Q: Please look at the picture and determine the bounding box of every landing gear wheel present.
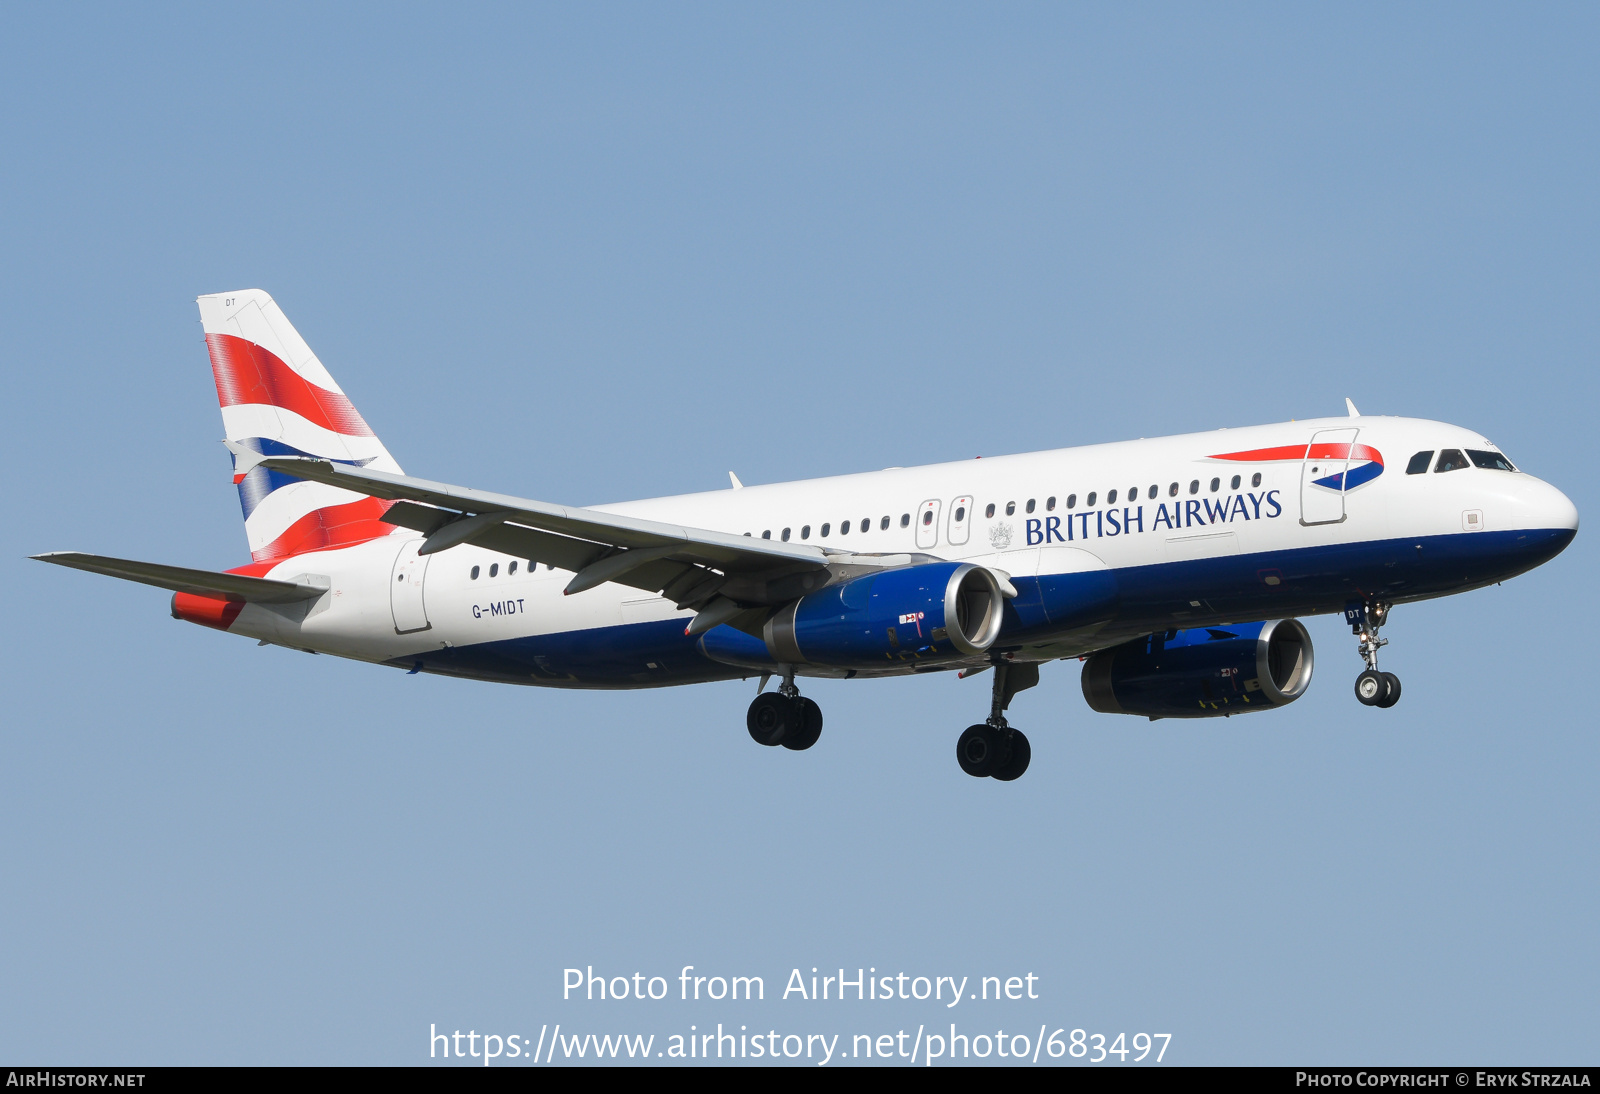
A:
[747,692,795,746]
[1355,669,1386,707]
[781,697,823,751]
[990,730,1031,781]
[956,723,1011,778]
[1376,672,1402,708]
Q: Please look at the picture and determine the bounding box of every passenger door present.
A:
[947,495,973,546]
[390,539,432,634]
[916,499,942,550]
[1301,428,1359,526]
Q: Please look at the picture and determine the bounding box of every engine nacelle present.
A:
[1081,618,1314,719]
[749,561,1004,668]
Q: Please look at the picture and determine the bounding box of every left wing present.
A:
[257,457,913,634]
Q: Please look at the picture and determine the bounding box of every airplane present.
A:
[34,290,1578,782]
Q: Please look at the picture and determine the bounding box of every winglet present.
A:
[1345,398,1360,418]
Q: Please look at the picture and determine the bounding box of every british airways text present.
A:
[1024,490,1283,545]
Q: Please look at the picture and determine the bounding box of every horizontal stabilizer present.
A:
[31,552,327,603]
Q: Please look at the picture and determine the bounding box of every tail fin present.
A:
[198,289,403,563]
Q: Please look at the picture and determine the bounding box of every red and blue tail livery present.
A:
[197,291,404,563]
[32,290,1578,783]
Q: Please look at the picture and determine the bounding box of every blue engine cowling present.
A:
[701,562,1005,670]
[1080,619,1314,719]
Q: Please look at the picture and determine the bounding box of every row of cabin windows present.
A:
[467,561,523,580]
[737,470,1269,543]
[464,468,1277,578]
[979,472,1263,518]
[745,513,913,542]
[1405,449,1517,475]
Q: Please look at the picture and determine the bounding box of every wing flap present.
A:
[32,552,326,603]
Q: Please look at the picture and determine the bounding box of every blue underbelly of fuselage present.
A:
[394,527,1574,689]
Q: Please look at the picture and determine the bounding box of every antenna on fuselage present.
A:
[1345,398,1361,418]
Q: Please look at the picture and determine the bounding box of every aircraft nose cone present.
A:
[1530,477,1580,533]
[1512,477,1579,567]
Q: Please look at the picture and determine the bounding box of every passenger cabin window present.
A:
[1025,499,1035,514]
[1189,480,1200,494]
[860,518,870,533]
[509,561,518,575]
[922,511,933,526]
[1005,501,1016,516]
[1107,489,1118,505]
[489,563,499,578]
[1046,496,1056,511]
[762,530,771,539]
[821,523,831,537]
[1168,482,1179,497]
[985,503,995,518]
[782,528,791,541]
[880,516,890,530]
[1251,472,1262,488]
[1468,449,1516,472]
[1148,485,1158,499]
[470,565,480,580]
[900,513,910,528]
[1209,478,1220,492]
[1128,486,1137,501]
[954,505,966,522]
[1406,451,1434,475]
[838,520,848,535]
[1086,492,1097,506]
[801,525,811,539]
[1066,494,1077,509]
[1434,449,1470,473]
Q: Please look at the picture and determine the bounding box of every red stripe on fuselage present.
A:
[204,333,375,437]
[1211,443,1383,465]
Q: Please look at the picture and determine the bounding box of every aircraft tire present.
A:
[1354,670,1387,707]
[747,692,794,746]
[1377,672,1402,708]
[781,697,823,751]
[990,730,1031,781]
[956,723,1010,778]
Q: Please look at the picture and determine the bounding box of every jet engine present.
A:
[700,561,1005,670]
[1080,618,1314,719]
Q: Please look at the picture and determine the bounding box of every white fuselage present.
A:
[217,415,1577,688]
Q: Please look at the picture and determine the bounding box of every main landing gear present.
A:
[1347,599,1402,709]
[956,662,1039,782]
[746,670,822,751]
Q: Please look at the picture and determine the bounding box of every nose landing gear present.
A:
[746,670,823,750]
[956,662,1037,781]
[1347,600,1401,708]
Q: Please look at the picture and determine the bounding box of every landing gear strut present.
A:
[746,669,822,751]
[956,662,1037,781]
[1347,600,1401,709]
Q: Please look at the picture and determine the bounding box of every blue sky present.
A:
[2,4,1595,1065]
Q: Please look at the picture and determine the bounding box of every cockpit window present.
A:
[1434,449,1470,473]
[1467,449,1517,472]
[1406,451,1433,475]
